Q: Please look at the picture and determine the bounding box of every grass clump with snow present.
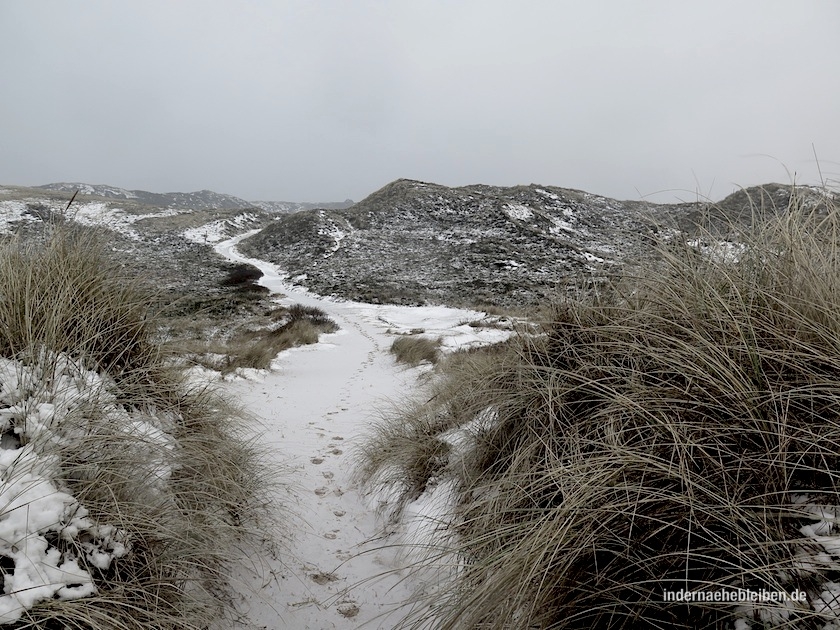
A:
[0,224,271,628]
[177,302,339,375]
[390,335,441,366]
[362,185,840,628]
[224,303,338,372]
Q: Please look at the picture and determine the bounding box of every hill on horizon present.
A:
[34,182,354,212]
[2,177,834,310]
[238,178,827,307]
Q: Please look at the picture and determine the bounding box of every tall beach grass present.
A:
[0,222,274,628]
[360,185,840,628]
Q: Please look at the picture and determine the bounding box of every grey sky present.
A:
[2,1,838,203]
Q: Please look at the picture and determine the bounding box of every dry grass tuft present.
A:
[218,304,338,373]
[0,222,276,628]
[390,335,441,366]
[362,185,840,628]
[0,224,164,397]
[168,302,339,374]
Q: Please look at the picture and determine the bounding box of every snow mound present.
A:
[0,353,151,622]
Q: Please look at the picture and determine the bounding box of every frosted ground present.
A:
[4,185,840,626]
[210,233,511,629]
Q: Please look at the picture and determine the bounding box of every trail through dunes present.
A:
[213,233,511,629]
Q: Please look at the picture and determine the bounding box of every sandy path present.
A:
[214,236,431,629]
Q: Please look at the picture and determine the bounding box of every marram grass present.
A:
[0,223,277,629]
[361,185,840,628]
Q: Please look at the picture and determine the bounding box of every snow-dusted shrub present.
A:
[365,186,840,628]
[390,335,441,366]
[196,302,339,373]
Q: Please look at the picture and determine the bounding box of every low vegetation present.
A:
[362,185,840,628]
[172,301,338,374]
[0,222,272,628]
[390,335,441,366]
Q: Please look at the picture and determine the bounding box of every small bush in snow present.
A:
[181,302,339,374]
[390,336,441,366]
[286,303,335,327]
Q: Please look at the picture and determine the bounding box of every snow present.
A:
[0,354,131,622]
[63,202,183,240]
[550,216,576,234]
[182,212,260,244]
[687,238,747,263]
[0,201,36,232]
[352,303,513,353]
[316,213,352,258]
[0,197,194,242]
[211,234,516,628]
[535,188,560,201]
[502,203,533,221]
[215,230,840,626]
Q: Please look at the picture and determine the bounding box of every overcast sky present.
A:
[2,1,838,203]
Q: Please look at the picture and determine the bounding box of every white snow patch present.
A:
[687,238,747,263]
[64,202,185,240]
[316,213,352,258]
[0,354,133,622]
[182,212,260,244]
[503,203,533,221]
[0,200,37,232]
[550,216,576,234]
[535,188,560,201]
[183,365,224,387]
[351,303,514,353]
[392,478,460,579]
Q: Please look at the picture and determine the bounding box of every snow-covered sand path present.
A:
[212,234,511,629]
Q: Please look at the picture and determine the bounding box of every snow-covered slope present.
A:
[0,184,350,307]
[36,183,353,214]
[37,182,255,211]
[240,179,821,307]
[3,179,833,311]
[250,199,355,214]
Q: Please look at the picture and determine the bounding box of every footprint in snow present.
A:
[337,602,360,619]
[309,571,338,585]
